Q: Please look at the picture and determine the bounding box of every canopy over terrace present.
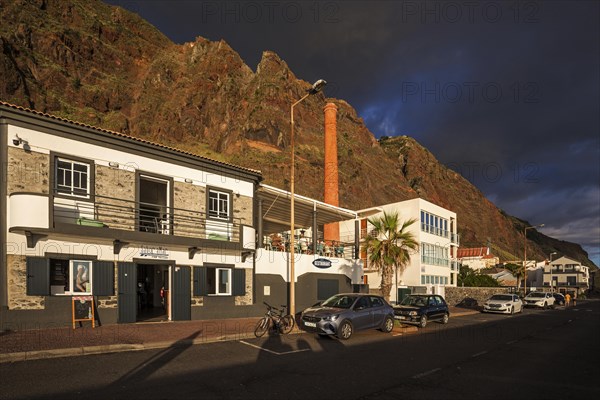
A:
[256,184,359,256]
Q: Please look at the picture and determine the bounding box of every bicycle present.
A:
[254,302,295,337]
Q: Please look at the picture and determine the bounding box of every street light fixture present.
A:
[549,251,558,291]
[289,79,327,317]
[523,223,544,295]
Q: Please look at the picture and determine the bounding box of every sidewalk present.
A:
[1,307,477,363]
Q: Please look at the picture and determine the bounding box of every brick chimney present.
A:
[323,102,339,242]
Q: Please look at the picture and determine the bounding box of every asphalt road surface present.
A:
[1,301,599,400]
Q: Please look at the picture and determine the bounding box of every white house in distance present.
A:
[340,198,459,303]
[457,247,499,271]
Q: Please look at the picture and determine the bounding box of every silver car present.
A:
[300,293,395,340]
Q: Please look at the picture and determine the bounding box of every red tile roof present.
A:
[457,247,489,258]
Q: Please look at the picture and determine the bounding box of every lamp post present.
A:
[523,224,544,295]
[289,79,327,317]
[549,251,557,293]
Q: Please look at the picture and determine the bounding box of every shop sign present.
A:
[312,258,332,269]
[140,245,169,259]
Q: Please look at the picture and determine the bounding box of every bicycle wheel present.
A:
[279,315,295,334]
[254,317,270,337]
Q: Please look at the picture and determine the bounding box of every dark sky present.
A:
[105,0,600,265]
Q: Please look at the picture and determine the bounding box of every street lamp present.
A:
[289,79,327,317]
[549,251,557,293]
[523,223,544,295]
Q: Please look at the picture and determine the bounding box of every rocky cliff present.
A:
[1,0,595,268]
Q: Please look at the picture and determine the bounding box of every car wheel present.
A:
[441,313,449,324]
[543,302,547,309]
[337,320,353,340]
[510,306,514,315]
[381,316,394,333]
[419,315,428,328]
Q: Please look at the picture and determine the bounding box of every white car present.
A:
[523,292,555,309]
[482,294,523,314]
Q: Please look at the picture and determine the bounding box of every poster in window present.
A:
[73,260,91,294]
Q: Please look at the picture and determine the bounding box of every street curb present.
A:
[1,325,420,363]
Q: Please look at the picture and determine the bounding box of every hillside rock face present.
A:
[1,0,595,268]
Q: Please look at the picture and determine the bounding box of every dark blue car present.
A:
[393,294,450,328]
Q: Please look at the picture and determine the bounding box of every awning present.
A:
[257,184,357,235]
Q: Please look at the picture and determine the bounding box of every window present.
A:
[50,259,92,295]
[207,267,231,295]
[208,189,230,220]
[566,276,576,286]
[27,258,114,296]
[56,157,90,197]
[370,296,384,307]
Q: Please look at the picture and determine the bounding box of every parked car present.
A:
[523,291,555,309]
[393,294,449,328]
[482,294,523,314]
[552,293,566,306]
[300,293,395,340]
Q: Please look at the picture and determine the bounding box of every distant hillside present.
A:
[1,0,595,268]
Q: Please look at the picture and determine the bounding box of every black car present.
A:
[394,294,450,328]
[552,293,566,306]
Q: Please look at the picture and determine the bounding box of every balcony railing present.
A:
[421,255,450,267]
[52,190,242,242]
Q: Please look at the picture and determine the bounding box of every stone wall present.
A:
[95,165,136,230]
[7,147,49,194]
[445,286,511,307]
[173,181,205,237]
[6,255,45,310]
[235,268,253,306]
[234,195,253,226]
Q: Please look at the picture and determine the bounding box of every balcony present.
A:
[9,191,252,250]
[451,232,460,245]
[421,255,450,267]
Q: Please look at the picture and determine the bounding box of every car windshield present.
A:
[490,295,513,301]
[321,295,356,309]
[527,293,545,298]
[400,296,427,307]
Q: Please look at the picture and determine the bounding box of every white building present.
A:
[340,198,459,303]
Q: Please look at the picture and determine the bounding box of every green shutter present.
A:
[233,268,246,296]
[193,267,208,296]
[26,257,49,296]
[93,261,115,296]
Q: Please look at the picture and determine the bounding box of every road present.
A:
[1,301,599,399]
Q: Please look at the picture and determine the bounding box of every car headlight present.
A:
[409,311,417,316]
[324,315,339,321]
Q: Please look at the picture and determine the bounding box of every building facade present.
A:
[340,198,459,302]
[543,256,590,296]
[1,102,261,329]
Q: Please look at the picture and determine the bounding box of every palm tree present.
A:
[363,211,419,302]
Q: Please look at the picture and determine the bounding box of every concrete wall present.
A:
[445,286,511,307]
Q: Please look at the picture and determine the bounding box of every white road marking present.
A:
[412,368,441,379]
[239,340,311,356]
[471,350,488,358]
[506,340,518,345]
[393,333,403,336]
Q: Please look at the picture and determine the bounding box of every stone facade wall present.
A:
[173,181,205,237]
[7,147,50,195]
[235,268,253,306]
[445,286,511,307]
[97,261,118,308]
[234,195,253,226]
[95,165,136,230]
[7,255,45,310]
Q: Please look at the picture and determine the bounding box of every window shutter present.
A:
[233,268,246,296]
[26,257,49,296]
[193,267,208,296]
[93,261,115,296]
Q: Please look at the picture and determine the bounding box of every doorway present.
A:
[136,264,169,321]
[138,175,170,234]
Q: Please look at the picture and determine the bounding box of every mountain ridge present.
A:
[1,0,595,268]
